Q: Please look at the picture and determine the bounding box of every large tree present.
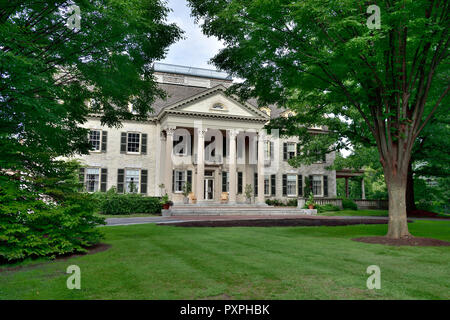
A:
[0,0,182,260]
[188,0,449,238]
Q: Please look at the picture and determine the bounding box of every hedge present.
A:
[93,191,162,215]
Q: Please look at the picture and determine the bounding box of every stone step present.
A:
[163,208,317,216]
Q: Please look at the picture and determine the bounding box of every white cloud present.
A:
[160,0,225,70]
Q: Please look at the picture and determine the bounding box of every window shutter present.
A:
[237,172,243,194]
[270,141,274,160]
[222,172,228,192]
[223,135,227,157]
[282,174,287,196]
[308,175,313,196]
[283,143,287,160]
[296,143,301,156]
[323,175,328,197]
[256,140,258,160]
[140,170,148,194]
[79,168,85,191]
[120,133,127,153]
[254,172,258,196]
[190,134,194,155]
[141,133,147,154]
[172,170,175,193]
[101,131,107,152]
[322,153,327,163]
[297,174,303,197]
[271,174,276,196]
[100,168,107,192]
[117,169,124,193]
[187,170,192,186]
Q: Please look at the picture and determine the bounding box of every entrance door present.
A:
[204,179,214,200]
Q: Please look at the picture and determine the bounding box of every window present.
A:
[222,171,229,192]
[86,168,100,192]
[89,130,101,151]
[264,141,271,159]
[287,175,297,196]
[212,103,224,110]
[127,133,140,153]
[312,175,323,196]
[125,169,140,193]
[174,170,186,192]
[237,172,243,194]
[287,143,296,159]
[264,175,270,195]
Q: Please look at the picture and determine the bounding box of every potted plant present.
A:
[244,184,253,204]
[182,182,191,204]
[306,193,315,209]
[160,194,172,210]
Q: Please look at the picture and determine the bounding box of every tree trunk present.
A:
[385,175,411,239]
[405,162,416,213]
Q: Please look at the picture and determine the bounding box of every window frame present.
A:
[126,132,141,154]
[174,170,187,193]
[88,130,102,152]
[287,142,296,160]
[312,175,324,197]
[264,175,270,196]
[125,168,141,193]
[85,167,100,192]
[286,174,297,197]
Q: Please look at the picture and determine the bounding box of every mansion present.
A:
[76,63,337,204]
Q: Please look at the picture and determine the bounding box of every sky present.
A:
[159,0,225,70]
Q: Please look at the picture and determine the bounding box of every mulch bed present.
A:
[0,243,111,273]
[408,210,449,218]
[160,218,396,228]
[352,236,450,247]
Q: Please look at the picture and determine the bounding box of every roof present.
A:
[153,62,232,81]
[151,83,285,119]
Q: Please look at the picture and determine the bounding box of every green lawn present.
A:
[1,220,449,300]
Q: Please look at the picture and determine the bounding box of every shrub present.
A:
[342,198,358,210]
[286,199,298,207]
[0,190,105,263]
[96,192,162,215]
[316,204,341,213]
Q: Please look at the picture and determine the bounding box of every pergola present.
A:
[336,169,365,199]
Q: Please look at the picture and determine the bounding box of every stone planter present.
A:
[183,197,189,204]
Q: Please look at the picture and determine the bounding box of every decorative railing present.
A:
[354,199,388,210]
[314,198,343,208]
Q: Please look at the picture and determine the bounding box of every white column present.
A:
[257,132,265,205]
[361,177,366,200]
[158,130,166,196]
[228,130,238,204]
[165,127,175,197]
[196,128,207,202]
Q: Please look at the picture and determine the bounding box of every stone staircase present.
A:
[163,204,317,216]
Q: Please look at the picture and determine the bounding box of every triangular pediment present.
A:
[162,86,269,120]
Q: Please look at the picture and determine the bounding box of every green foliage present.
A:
[265,199,297,207]
[0,1,181,262]
[305,194,315,207]
[0,161,105,262]
[315,204,341,213]
[93,190,162,215]
[182,183,192,197]
[244,184,253,200]
[341,198,358,211]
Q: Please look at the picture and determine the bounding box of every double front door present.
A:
[204,178,214,200]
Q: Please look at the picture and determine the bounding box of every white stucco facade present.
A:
[75,63,337,204]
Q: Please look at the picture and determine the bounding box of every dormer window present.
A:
[212,103,224,110]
